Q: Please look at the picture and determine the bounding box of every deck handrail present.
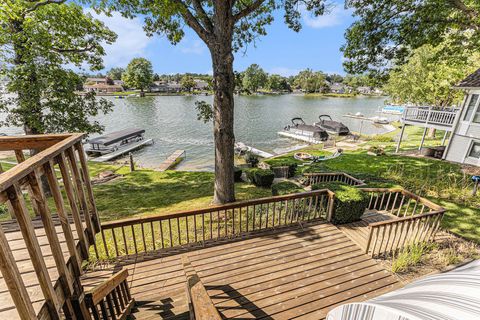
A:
[302,172,366,187]
[85,269,135,320]
[359,188,445,257]
[0,133,101,319]
[96,189,335,260]
[402,106,460,126]
[182,256,222,320]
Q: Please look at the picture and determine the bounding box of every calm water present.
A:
[1,94,394,170]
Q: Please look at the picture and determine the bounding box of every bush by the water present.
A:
[234,167,243,182]
[272,181,304,196]
[312,182,369,225]
[247,168,275,187]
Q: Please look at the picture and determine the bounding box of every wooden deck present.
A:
[338,211,394,252]
[156,150,186,171]
[82,221,402,319]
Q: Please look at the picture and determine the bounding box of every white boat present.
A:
[234,142,274,158]
[370,116,389,124]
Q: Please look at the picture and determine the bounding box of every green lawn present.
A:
[89,164,271,222]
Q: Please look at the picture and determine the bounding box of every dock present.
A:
[157,149,186,171]
[277,131,323,144]
[90,138,154,162]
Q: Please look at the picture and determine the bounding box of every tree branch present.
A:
[51,44,96,53]
[234,0,266,21]
[26,0,65,12]
[191,0,214,33]
[172,0,212,44]
[449,0,478,20]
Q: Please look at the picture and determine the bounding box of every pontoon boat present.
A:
[85,128,147,156]
[282,118,329,142]
[314,115,350,135]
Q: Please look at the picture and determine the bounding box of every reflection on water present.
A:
[0,94,394,171]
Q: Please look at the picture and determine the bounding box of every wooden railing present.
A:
[96,189,335,260]
[0,134,100,319]
[85,269,135,320]
[402,106,459,126]
[303,172,366,187]
[361,188,445,257]
[182,256,221,320]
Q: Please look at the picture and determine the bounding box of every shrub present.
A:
[272,181,304,196]
[234,167,243,182]
[243,152,259,167]
[312,182,369,224]
[368,146,386,156]
[247,168,275,187]
[265,158,299,177]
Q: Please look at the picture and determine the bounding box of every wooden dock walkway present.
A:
[156,150,186,171]
[90,138,154,162]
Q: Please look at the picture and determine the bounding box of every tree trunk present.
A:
[210,43,236,204]
[428,128,436,138]
[140,88,145,97]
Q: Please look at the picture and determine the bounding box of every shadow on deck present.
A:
[82,221,402,320]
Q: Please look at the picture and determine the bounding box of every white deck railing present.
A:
[402,107,460,127]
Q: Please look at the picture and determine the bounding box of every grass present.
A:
[88,163,271,222]
[391,243,430,273]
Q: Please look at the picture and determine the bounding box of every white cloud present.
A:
[86,10,153,69]
[302,4,352,29]
[268,67,301,77]
[179,39,207,55]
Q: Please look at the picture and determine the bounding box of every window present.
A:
[464,94,479,121]
[474,108,480,123]
[468,142,480,159]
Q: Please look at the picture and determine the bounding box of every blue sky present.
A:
[90,4,355,76]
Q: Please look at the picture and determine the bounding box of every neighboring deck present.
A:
[82,221,402,320]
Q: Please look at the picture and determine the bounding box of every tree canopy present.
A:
[107,67,125,80]
[180,75,196,92]
[122,57,154,93]
[242,64,268,93]
[0,1,116,135]
[384,44,480,107]
[294,69,327,93]
[343,0,480,76]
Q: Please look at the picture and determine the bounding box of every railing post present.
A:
[327,191,335,222]
[365,227,374,254]
[75,142,101,233]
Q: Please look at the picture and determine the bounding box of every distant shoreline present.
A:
[84,91,386,98]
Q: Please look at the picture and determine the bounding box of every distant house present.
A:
[329,83,347,94]
[151,81,182,93]
[194,79,209,91]
[113,80,124,87]
[84,77,122,93]
[356,86,372,94]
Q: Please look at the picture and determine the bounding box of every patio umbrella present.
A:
[326,260,480,320]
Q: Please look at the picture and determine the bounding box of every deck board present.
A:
[82,220,402,320]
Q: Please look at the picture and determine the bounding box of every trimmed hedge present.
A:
[272,181,304,196]
[312,182,369,225]
[246,168,275,187]
[234,167,243,182]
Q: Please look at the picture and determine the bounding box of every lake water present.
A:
[1,94,394,171]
